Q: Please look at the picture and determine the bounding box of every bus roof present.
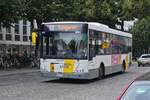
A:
[42,21,132,38]
[88,22,132,38]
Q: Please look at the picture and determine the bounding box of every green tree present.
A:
[0,0,22,26]
[83,0,96,21]
[133,0,150,19]
[119,0,150,31]
[22,0,129,29]
[22,0,54,27]
[118,0,135,30]
[1,0,149,30]
[131,17,150,56]
[97,0,119,28]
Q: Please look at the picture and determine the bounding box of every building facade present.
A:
[0,20,33,56]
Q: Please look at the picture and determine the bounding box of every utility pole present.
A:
[32,19,38,57]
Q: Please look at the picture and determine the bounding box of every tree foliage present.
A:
[23,0,87,27]
[0,0,22,26]
[133,0,150,19]
[22,0,121,28]
[0,0,149,30]
[131,17,150,56]
[97,0,119,28]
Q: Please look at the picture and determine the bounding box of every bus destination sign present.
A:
[46,24,81,32]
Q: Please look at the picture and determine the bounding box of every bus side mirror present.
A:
[32,32,37,45]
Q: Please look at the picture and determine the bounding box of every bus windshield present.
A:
[42,31,88,59]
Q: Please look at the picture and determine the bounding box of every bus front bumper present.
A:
[41,69,99,79]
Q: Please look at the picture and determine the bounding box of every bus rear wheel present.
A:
[121,61,126,73]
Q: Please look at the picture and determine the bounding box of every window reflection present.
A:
[89,29,132,55]
[42,32,87,59]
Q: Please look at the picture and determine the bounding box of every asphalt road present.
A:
[0,63,150,100]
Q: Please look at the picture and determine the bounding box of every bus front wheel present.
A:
[97,64,105,80]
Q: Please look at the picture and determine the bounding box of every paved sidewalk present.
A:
[0,68,40,76]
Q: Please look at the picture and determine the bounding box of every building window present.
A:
[6,26,11,33]
[23,20,27,25]
[29,36,31,41]
[15,24,19,34]
[6,34,12,40]
[15,35,20,41]
[23,36,28,41]
[23,20,27,35]
[23,25,27,34]
[0,34,3,40]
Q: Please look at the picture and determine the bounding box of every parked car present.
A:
[137,54,150,67]
[117,72,150,100]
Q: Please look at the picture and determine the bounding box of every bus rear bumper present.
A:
[41,69,99,79]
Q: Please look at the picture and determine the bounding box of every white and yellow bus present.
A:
[38,22,132,79]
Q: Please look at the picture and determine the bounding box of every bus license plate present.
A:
[63,64,69,68]
[57,73,63,77]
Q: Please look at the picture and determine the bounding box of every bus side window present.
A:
[89,44,95,60]
[94,31,100,55]
[89,30,95,60]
